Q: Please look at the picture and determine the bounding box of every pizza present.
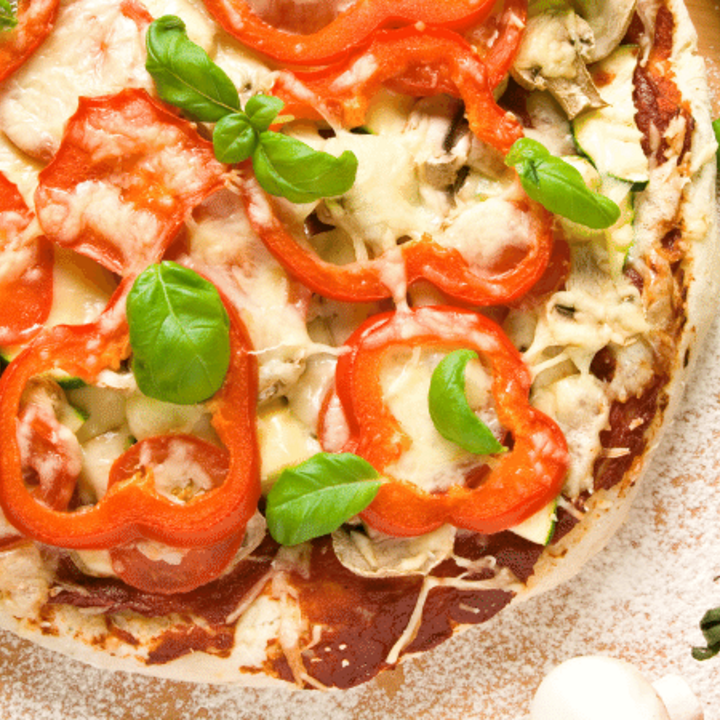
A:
[0,0,716,693]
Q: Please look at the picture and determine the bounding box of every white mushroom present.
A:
[575,0,637,63]
[530,656,704,720]
[332,523,455,578]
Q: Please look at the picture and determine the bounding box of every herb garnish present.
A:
[692,606,720,661]
[713,118,720,170]
[266,453,382,546]
[0,0,17,29]
[127,262,231,405]
[505,138,621,229]
[146,16,358,203]
[428,349,506,455]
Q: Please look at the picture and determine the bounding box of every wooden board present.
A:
[0,4,718,720]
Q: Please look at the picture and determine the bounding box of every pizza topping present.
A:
[0,0,17,28]
[265,452,381,546]
[0,281,261,551]
[201,0,498,66]
[145,17,359,202]
[321,306,568,536]
[34,88,226,276]
[0,0,60,85]
[0,172,53,346]
[0,0,152,161]
[127,262,231,405]
[505,138,621,229]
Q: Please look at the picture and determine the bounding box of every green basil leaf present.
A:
[252,131,358,203]
[506,139,621,229]
[692,606,720,661]
[428,349,506,455]
[0,0,17,29]
[213,113,258,164]
[146,15,239,122]
[127,262,230,405]
[713,118,720,169]
[245,95,284,133]
[504,137,550,166]
[266,453,382,546]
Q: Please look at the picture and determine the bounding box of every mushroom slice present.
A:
[512,9,607,118]
[332,523,456,578]
[574,0,637,63]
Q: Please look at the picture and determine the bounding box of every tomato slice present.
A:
[0,0,60,83]
[35,89,226,276]
[0,173,53,345]
[203,0,497,66]
[107,435,244,594]
[18,401,81,511]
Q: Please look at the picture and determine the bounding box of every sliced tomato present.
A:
[107,435,244,594]
[18,401,81,511]
[203,0,497,66]
[35,89,226,276]
[0,0,60,83]
[0,173,53,345]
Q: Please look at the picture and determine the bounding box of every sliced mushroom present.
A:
[332,523,456,578]
[512,9,606,118]
[574,0,637,63]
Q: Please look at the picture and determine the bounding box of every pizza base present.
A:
[0,0,716,692]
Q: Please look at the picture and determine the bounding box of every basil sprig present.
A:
[266,453,382,546]
[692,606,720,661]
[0,0,17,29]
[428,349,506,456]
[713,118,720,170]
[145,16,357,203]
[127,262,231,405]
[505,138,621,230]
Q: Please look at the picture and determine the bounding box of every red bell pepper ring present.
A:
[34,89,226,277]
[202,0,498,66]
[107,435,245,594]
[0,279,261,550]
[235,167,553,305]
[318,306,569,536]
[273,26,523,155]
[0,173,54,346]
[0,0,60,83]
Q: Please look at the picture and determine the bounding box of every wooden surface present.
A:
[0,3,719,720]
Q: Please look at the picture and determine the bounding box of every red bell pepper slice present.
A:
[107,435,245,594]
[273,26,522,154]
[318,306,568,536]
[0,0,60,83]
[0,172,53,346]
[0,279,261,550]
[34,89,226,277]
[202,0,497,66]
[235,167,553,305]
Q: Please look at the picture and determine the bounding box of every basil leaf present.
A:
[692,606,720,661]
[0,0,17,29]
[245,95,284,133]
[127,262,231,405]
[428,349,506,455]
[266,453,382,546]
[252,131,358,203]
[214,113,258,164]
[506,139,621,229]
[713,118,720,169]
[146,16,239,122]
[504,137,550,165]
